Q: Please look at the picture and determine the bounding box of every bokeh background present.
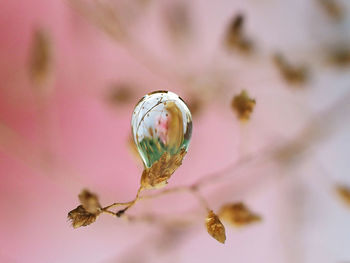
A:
[1,0,350,262]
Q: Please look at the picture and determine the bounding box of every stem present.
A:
[102,200,135,211]
[117,186,143,216]
[139,185,210,212]
[101,209,116,216]
[101,186,144,217]
[140,185,190,200]
[189,187,210,212]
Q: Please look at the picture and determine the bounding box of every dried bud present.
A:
[107,83,134,105]
[68,205,99,228]
[273,54,308,84]
[231,14,244,36]
[231,90,256,121]
[68,189,101,228]
[205,210,226,244]
[336,185,350,207]
[219,202,261,227]
[78,189,101,214]
[329,48,350,67]
[29,29,52,87]
[141,148,187,189]
[225,14,253,54]
[318,0,344,21]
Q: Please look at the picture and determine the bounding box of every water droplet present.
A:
[131,91,192,168]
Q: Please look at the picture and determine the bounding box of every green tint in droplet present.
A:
[131,91,192,168]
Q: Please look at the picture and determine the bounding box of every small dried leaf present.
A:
[230,14,244,36]
[68,189,102,228]
[224,14,253,54]
[231,90,256,121]
[68,205,99,228]
[273,54,308,84]
[336,185,350,206]
[329,48,350,67]
[29,29,52,86]
[107,83,134,105]
[141,148,187,189]
[78,189,101,214]
[205,210,226,244]
[318,0,344,21]
[219,202,261,227]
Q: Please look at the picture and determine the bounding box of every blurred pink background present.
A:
[1,0,350,262]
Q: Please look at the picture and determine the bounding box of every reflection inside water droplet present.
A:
[131,91,192,168]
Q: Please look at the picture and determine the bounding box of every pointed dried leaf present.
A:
[224,14,253,53]
[107,83,134,105]
[141,148,187,189]
[273,54,307,84]
[205,210,226,244]
[68,205,99,228]
[336,185,350,206]
[68,189,102,228]
[78,189,101,214]
[29,29,52,86]
[219,202,261,227]
[231,90,256,121]
[318,0,344,21]
[329,48,350,67]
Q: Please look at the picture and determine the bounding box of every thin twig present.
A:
[101,186,143,216]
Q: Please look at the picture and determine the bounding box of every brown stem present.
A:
[189,187,210,212]
[102,186,144,217]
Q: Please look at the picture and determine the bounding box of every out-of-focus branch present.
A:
[67,0,189,90]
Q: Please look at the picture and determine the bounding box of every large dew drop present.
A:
[131,91,192,168]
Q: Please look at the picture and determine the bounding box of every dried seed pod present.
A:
[329,48,350,66]
[29,29,52,88]
[68,205,99,228]
[205,210,226,244]
[78,189,101,214]
[273,54,308,84]
[231,90,256,121]
[68,189,101,228]
[336,185,350,207]
[224,14,253,54]
[317,0,344,21]
[140,148,187,189]
[131,91,192,188]
[107,83,134,105]
[219,202,261,227]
